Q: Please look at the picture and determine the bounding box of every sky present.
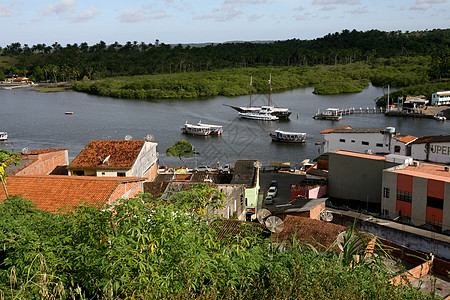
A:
[0,0,448,47]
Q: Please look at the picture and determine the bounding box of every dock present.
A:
[313,107,385,120]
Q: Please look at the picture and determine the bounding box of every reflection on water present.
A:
[1,85,448,166]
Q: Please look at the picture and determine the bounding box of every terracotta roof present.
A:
[334,150,386,161]
[0,175,145,212]
[411,135,450,144]
[393,163,450,183]
[68,140,145,170]
[273,215,346,251]
[396,135,417,144]
[320,126,352,134]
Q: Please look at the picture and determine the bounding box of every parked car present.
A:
[270,180,278,188]
[218,164,231,173]
[195,165,212,172]
[265,195,274,205]
[267,186,277,197]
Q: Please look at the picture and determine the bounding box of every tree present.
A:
[166,140,194,167]
[0,149,20,198]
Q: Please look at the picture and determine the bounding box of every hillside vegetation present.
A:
[1,29,449,100]
[0,194,437,299]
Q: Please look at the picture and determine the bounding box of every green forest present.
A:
[1,29,449,102]
[0,193,438,299]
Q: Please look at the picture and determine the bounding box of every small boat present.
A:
[433,114,446,121]
[65,112,74,115]
[197,121,223,135]
[181,122,211,136]
[0,132,7,141]
[239,111,279,121]
[269,130,306,143]
[313,108,342,120]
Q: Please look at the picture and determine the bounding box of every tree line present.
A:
[1,29,448,83]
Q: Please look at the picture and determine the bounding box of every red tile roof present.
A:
[396,135,417,144]
[68,140,145,170]
[0,175,145,212]
[273,215,346,251]
[320,126,352,134]
[335,150,386,161]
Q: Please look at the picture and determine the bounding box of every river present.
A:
[1,85,448,167]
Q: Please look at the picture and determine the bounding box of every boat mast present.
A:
[268,73,272,106]
[249,75,253,107]
[387,84,390,112]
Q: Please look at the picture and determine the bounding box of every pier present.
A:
[313,107,385,120]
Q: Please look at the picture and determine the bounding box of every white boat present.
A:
[0,132,7,141]
[434,114,446,121]
[181,122,211,136]
[239,111,279,121]
[269,130,306,143]
[313,108,342,120]
[197,121,223,135]
[225,75,291,119]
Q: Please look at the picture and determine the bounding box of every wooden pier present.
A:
[313,107,385,120]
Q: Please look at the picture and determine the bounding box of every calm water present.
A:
[1,85,449,167]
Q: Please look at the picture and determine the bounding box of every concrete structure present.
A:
[0,175,146,212]
[411,135,450,164]
[68,140,158,179]
[7,148,68,176]
[382,161,450,232]
[231,160,260,221]
[431,91,450,106]
[328,150,410,212]
[321,126,417,156]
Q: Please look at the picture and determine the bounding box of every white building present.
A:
[321,126,417,156]
[411,135,450,164]
[431,91,450,106]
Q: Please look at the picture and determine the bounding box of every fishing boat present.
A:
[197,121,223,135]
[0,132,7,141]
[269,130,306,143]
[239,111,279,121]
[225,75,292,119]
[313,108,342,120]
[433,113,446,121]
[181,122,211,136]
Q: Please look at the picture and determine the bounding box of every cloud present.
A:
[321,6,336,10]
[150,10,169,20]
[224,0,267,4]
[349,6,369,14]
[295,14,309,20]
[71,7,99,22]
[313,0,359,4]
[0,1,18,18]
[119,9,148,23]
[43,0,76,15]
[248,14,262,21]
[194,4,242,22]
[410,0,446,10]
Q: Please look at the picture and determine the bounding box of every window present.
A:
[73,170,84,176]
[397,190,412,203]
[394,145,401,153]
[376,143,383,147]
[427,196,443,209]
[339,139,346,143]
[101,172,105,175]
[362,141,369,145]
[383,187,390,198]
[117,172,126,177]
[351,140,355,143]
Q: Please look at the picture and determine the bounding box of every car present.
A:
[270,180,278,188]
[218,164,231,173]
[195,165,212,172]
[267,186,277,197]
[265,195,274,205]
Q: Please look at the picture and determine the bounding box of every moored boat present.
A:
[269,130,306,143]
[197,121,223,135]
[433,114,446,121]
[239,111,279,121]
[0,132,7,141]
[313,108,342,120]
[181,122,211,136]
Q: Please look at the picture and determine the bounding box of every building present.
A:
[0,175,146,212]
[68,140,158,179]
[328,150,412,212]
[230,160,260,221]
[321,126,417,156]
[410,135,450,164]
[382,161,450,232]
[431,91,450,106]
[7,148,68,176]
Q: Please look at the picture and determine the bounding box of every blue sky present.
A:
[0,0,448,46]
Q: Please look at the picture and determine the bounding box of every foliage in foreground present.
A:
[0,195,437,299]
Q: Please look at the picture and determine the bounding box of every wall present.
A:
[132,142,158,177]
[411,142,450,164]
[15,150,68,176]
[96,169,132,177]
[209,184,246,220]
[109,180,144,205]
[324,132,391,154]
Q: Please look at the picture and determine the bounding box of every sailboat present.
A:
[225,75,292,119]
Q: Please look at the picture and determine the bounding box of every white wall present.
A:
[411,142,450,164]
[324,132,391,154]
[132,142,158,177]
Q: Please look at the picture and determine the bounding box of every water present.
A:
[1,85,448,167]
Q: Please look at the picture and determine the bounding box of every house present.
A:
[7,148,69,176]
[67,140,158,179]
[382,161,450,232]
[431,91,450,106]
[328,150,412,212]
[231,160,260,221]
[0,175,146,212]
[410,135,450,164]
[321,126,417,156]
